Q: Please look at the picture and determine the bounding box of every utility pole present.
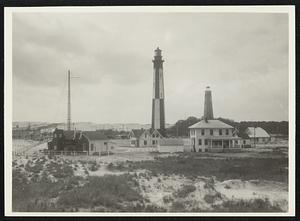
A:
[253,126,256,148]
[67,70,71,131]
[67,70,80,131]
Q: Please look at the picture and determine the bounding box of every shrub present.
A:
[88,162,100,172]
[107,163,114,170]
[100,151,114,156]
[46,161,73,179]
[204,193,221,204]
[144,204,167,212]
[163,195,173,204]
[92,152,100,156]
[57,174,143,211]
[213,198,284,212]
[174,184,196,198]
[122,153,288,183]
[25,162,43,174]
[171,201,186,212]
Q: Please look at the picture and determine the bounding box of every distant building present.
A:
[269,133,288,143]
[47,129,113,155]
[129,128,163,147]
[47,129,82,152]
[12,128,27,139]
[157,138,185,153]
[189,87,241,152]
[245,127,271,145]
[81,131,114,155]
[12,127,42,140]
[236,130,251,148]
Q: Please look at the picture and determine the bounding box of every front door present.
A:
[223,140,229,148]
[192,138,196,152]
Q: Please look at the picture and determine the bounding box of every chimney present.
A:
[203,86,214,120]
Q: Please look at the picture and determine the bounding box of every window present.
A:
[90,143,94,151]
[152,134,155,138]
[144,140,147,145]
[210,129,213,135]
[243,140,246,144]
[205,139,208,145]
[152,140,155,145]
[219,129,222,135]
[198,139,202,145]
[201,129,205,135]
[226,129,229,135]
[191,130,194,136]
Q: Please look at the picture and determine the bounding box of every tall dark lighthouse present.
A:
[151,47,165,135]
[203,86,214,120]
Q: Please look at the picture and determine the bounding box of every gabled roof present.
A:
[131,129,146,138]
[63,130,76,140]
[188,119,234,129]
[246,127,270,138]
[82,131,108,140]
[131,128,163,139]
[149,128,163,137]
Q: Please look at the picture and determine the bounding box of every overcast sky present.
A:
[12,11,289,124]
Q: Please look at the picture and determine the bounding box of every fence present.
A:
[125,147,158,153]
[42,150,89,156]
[157,145,184,153]
[13,150,91,157]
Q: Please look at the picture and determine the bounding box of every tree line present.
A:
[166,116,288,137]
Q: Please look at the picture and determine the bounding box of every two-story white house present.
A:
[189,119,241,152]
[189,86,243,152]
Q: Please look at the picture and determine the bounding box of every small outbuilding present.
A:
[245,127,270,145]
[129,128,163,147]
[81,131,114,155]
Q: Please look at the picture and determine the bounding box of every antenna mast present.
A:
[67,70,71,131]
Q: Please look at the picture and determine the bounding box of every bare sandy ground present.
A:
[12,139,288,212]
[135,172,288,211]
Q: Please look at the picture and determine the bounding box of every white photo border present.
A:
[4,5,296,217]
